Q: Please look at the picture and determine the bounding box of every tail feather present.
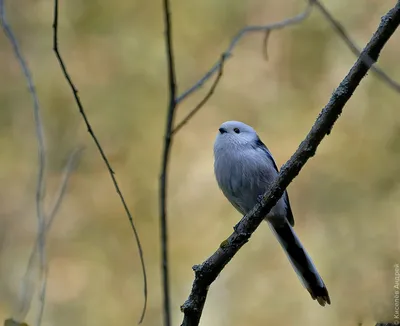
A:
[267,220,331,306]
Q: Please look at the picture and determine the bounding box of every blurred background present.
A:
[0,0,399,325]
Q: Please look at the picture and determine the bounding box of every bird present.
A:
[213,120,330,306]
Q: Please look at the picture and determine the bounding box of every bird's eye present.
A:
[233,128,240,134]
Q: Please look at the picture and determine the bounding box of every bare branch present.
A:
[15,148,83,324]
[175,2,313,105]
[0,1,47,325]
[35,266,47,326]
[314,0,400,93]
[262,30,272,61]
[172,55,225,135]
[47,147,84,227]
[160,0,177,324]
[52,1,148,323]
[180,2,400,325]
[35,147,83,326]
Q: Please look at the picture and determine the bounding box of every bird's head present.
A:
[214,121,259,154]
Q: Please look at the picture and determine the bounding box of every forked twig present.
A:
[0,1,46,325]
[35,148,83,326]
[16,148,83,324]
[172,55,225,135]
[176,2,313,105]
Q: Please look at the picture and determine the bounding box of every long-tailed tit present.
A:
[213,120,330,306]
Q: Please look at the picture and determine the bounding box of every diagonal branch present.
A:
[313,0,400,93]
[180,2,400,325]
[52,0,147,323]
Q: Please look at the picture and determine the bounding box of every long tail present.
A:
[267,220,331,306]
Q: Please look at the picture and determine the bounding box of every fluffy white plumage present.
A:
[213,120,330,306]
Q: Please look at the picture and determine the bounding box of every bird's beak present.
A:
[219,128,227,134]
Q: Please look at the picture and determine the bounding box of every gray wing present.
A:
[253,137,295,226]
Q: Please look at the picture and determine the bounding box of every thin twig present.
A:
[47,147,84,227]
[16,148,83,323]
[0,2,47,325]
[52,0,147,323]
[175,2,313,105]
[35,265,47,326]
[314,0,400,93]
[172,54,225,135]
[180,2,400,325]
[160,0,177,324]
[262,30,272,61]
[36,147,83,326]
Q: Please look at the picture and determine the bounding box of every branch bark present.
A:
[52,0,148,323]
[180,2,400,325]
[160,0,178,325]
